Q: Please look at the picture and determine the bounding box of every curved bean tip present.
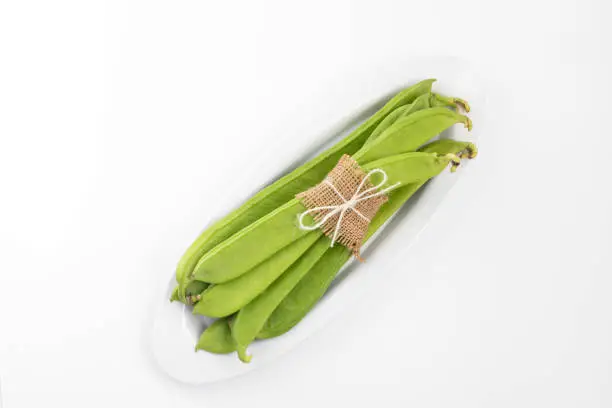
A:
[459,144,478,160]
[237,346,252,363]
[467,144,478,159]
[443,153,461,172]
[463,116,473,131]
[455,98,471,113]
[443,153,461,163]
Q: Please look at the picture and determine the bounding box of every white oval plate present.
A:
[149,57,484,384]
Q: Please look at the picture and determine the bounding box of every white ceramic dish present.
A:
[149,57,483,384]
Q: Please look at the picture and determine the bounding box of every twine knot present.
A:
[298,168,400,248]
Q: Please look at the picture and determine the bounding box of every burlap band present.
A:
[296,154,389,260]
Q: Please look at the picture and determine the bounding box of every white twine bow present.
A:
[298,168,401,247]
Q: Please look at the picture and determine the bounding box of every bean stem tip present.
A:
[443,153,462,172]
[464,116,473,131]
[237,346,252,363]
[455,98,471,113]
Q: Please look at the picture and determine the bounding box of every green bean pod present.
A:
[170,283,209,303]
[174,79,438,301]
[195,317,236,354]
[418,138,478,158]
[433,94,471,113]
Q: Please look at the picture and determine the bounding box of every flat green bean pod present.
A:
[195,317,236,354]
[418,138,478,158]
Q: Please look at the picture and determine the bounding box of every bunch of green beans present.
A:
[170,79,476,363]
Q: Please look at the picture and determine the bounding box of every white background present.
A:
[1,0,611,407]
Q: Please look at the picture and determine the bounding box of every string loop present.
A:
[298,168,400,247]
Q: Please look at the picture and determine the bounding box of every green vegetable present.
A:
[184,281,209,305]
[433,94,470,113]
[182,80,478,365]
[195,318,236,354]
[174,79,439,301]
[170,286,179,302]
[418,138,478,158]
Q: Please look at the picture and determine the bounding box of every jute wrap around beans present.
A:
[297,154,391,260]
